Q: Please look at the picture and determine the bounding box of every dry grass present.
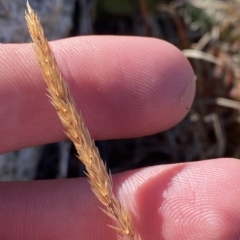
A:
[179,0,240,160]
[141,0,240,162]
[25,2,140,240]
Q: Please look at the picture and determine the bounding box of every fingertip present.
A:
[55,36,196,138]
[137,39,196,133]
[161,158,240,239]
[0,36,196,152]
[116,159,240,239]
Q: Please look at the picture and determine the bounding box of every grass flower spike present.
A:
[25,1,140,240]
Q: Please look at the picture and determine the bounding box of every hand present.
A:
[0,36,239,240]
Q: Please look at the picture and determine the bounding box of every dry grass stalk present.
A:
[25,2,140,240]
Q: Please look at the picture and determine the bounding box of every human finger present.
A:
[0,36,195,152]
[0,158,239,239]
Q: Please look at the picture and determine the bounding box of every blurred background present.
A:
[1,0,240,181]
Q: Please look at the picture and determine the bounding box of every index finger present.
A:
[0,36,195,153]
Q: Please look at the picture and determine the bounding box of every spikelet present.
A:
[25,1,140,240]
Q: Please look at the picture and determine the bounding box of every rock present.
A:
[0,0,76,43]
[0,147,43,181]
[0,0,75,181]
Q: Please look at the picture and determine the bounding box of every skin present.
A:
[0,36,239,240]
